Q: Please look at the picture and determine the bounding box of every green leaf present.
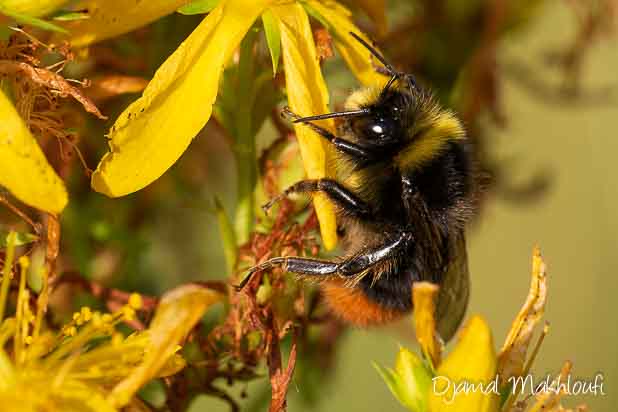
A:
[52,11,90,21]
[0,229,38,247]
[374,347,432,412]
[176,0,220,15]
[394,347,431,412]
[261,9,281,76]
[374,363,405,404]
[0,7,68,33]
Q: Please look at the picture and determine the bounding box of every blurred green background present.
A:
[180,2,617,411]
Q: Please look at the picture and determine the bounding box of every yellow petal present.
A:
[271,3,338,250]
[0,0,68,17]
[305,0,388,86]
[413,281,441,368]
[0,89,67,214]
[429,316,500,412]
[107,284,223,407]
[498,247,547,381]
[91,0,274,197]
[0,378,117,412]
[58,0,192,47]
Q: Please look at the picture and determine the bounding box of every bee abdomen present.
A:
[322,280,407,326]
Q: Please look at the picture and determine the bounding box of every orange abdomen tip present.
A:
[322,281,406,326]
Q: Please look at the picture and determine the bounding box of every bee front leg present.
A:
[282,107,374,162]
[401,175,419,223]
[263,178,372,220]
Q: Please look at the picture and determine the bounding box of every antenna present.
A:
[348,32,419,93]
[291,109,371,123]
[349,32,397,76]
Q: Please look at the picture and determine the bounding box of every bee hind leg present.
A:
[236,231,412,290]
[235,257,339,290]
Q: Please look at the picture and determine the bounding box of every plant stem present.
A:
[233,29,258,245]
[0,231,16,322]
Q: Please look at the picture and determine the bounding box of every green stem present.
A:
[215,197,237,276]
[233,29,258,245]
[0,231,17,322]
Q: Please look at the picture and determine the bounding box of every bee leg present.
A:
[236,231,412,290]
[401,175,421,222]
[262,178,372,219]
[282,107,374,161]
[236,257,339,290]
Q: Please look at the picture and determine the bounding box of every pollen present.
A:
[81,307,93,321]
[18,255,30,270]
[122,306,136,321]
[63,326,77,337]
[128,293,143,310]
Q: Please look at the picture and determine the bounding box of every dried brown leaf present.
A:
[498,247,547,382]
[88,75,149,102]
[0,60,107,119]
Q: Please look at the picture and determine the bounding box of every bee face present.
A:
[241,33,475,342]
[348,110,403,144]
[342,86,429,153]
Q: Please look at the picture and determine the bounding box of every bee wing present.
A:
[435,231,470,342]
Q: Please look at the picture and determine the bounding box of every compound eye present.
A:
[352,115,398,141]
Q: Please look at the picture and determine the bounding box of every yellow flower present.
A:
[376,248,582,412]
[0,0,67,18]
[0,232,223,411]
[57,0,194,47]
[0,89,68,214]
[74,0,387,249]
[428,316,500,412]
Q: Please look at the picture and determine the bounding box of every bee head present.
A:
[289,33,427,147]
[347,88,409,144]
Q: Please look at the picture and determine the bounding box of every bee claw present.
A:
[281,106,300,121]
[261,202,272,215]
[262,196,282,216]
[235,273,253,292]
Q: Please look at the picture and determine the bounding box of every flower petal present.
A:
[305,0,388,86]
[271,3,338,249]
[0,89,67,214]
[91,0,274,197]
[497,247,547,381]
[413,281,441,368]
[58,0,192,47]
[107,284,223,407]
[429,316,500,412]
[0,0,68,18]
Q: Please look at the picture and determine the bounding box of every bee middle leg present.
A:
[237,231,412,290]
[263,178,372,219]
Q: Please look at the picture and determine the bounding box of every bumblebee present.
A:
[240,33,475,341]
